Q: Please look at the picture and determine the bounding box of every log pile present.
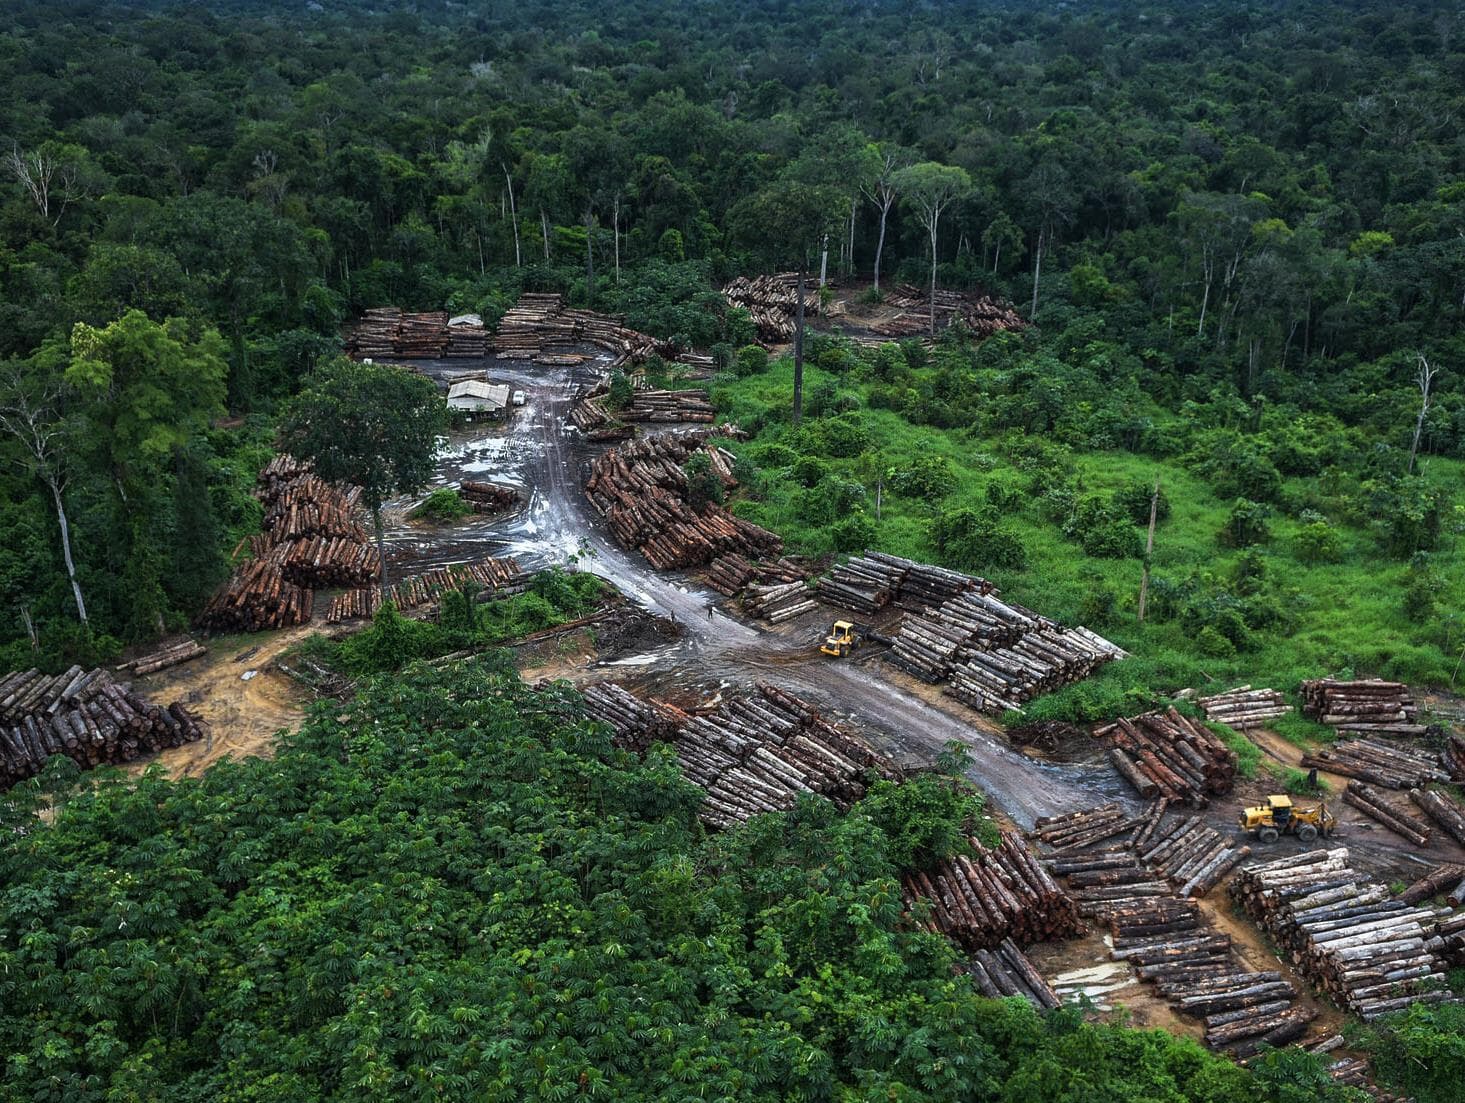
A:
[346,306,403,358]
[1301,678,1423,736]
[903,830,1083,950]
[1409,787,1465,846]
[817,553,908,615]
[0,666,206,789]
[117,637,206,676]
[325,556,524,623]
[1036,800,1245,901]
[704,554,759,596]
[962,938,1062,1010]
[568,391,632,441]
[585,429,782,570]
[1343,782,1431,846]
[580,682,682,754]
[744,581,820,623]
[200,457,378,631]
[1138,814,1252,898]
[459,480,520,515]
[721,274,822,344]
[198,557,314,631]
[345,308,492,360]
[581,680,900,828]
[620,388,715,423]
[1108,897,1311,1054]
[1230,847,1458,1020]
[1300,738,1447,789]
[870,285,1026,340]
[1091,708,1239,805]
[493,293,668,369]
[1197,686,1292,728]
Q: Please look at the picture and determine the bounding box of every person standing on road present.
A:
[706,600,715,619]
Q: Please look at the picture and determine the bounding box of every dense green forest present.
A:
[0,656,1377,1101]
[2,0,1463,682]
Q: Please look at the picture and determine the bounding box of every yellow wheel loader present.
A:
[1239,794,1336,844]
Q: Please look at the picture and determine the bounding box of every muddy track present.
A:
[382,355,1122,827]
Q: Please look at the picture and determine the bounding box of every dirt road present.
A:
[381,354,1123,827]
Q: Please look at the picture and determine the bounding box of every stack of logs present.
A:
[1343,782,1431,846]
[199,456,382,632]
[117,637,207,676]
[1300,738,1447,789]
[585,429,783,570]
[620,389,715,423]
[817,551,987,616]
[1410,787,1465,846]
[581,680,901,828]
[744,581,820,623]
[870,285,1026,341]
[1036,799,1247,901]
[704,553,760,596]
[345,308,492,360]
[1092,708,1239,806]
[1301,678,1423,736]
[902,830,1083,950]
[1109,898,1311,1054]
[721,274,823,344]
[960,938,1061,1010]
[944,626,1126,715]
[326,556,524,623]
[569,388,632,441]
[459,480,520,514]
[1035,800,1305,1052]
[1230,848,1458,1020]
[1197,686,1292,728]
[0,665,206,789]
[494,293,669,370]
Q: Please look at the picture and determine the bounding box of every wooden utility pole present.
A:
[1137,478,1160,623]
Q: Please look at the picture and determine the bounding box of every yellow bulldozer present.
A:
[820,620,863,658]
[1238,794,1336,843]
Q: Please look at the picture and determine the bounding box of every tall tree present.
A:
[0,366,88,625]
[280,359,446,598]
[894,163,974,335]
[861,144,909,292]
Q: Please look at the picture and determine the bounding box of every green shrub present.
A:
[791,455,830,488]
[1114,479,1171,526]
[1295,520,1342,564]
[1352,1001,1465,1103]
[607,371,634,410]
[819,413,869,458]
[1197,625,1238,658]
[890,454,956,498]
[930,508,1027,571]
[1220,499,1271,548]
[710,342,735,372]
[684,452,725,509]
[734,344,770,376]
[831,514,876,553]
[857,773,987,871]
[412,487,473,523]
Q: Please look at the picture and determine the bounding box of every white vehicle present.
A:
[511,390,527,407]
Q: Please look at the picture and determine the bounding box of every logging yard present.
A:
[11,288,1465,1095]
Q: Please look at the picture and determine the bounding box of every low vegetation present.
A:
[714,335,1463,721]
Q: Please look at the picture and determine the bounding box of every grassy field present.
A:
[712,354,1465,723]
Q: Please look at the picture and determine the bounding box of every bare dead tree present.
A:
[1408,354,1440,475]
[0,368,88,625]
[4,143,80,227]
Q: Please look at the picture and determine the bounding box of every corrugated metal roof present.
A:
[447,380,510,410]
